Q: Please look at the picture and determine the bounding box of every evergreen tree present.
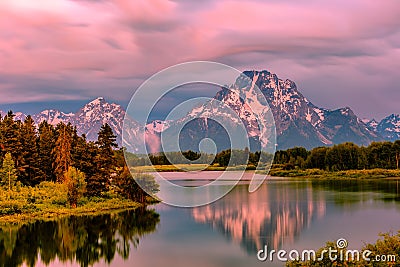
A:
[71,132,97,178]
[87,124,118,196]
[53,123,73,183]
[1,111,24,172]
[0,152,18,190]
[96,123,118,170]
[19,116,43,186]
[38,121,56,182]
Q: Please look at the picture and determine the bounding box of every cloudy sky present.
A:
[0,0,399,120]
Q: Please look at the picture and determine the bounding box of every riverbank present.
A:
[268,168,400,179]
[0,181,144,225]
[132,164,400,179]
[0,198,141,225]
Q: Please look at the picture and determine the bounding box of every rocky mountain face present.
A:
[246,71,386,149]
[171,70,383,150]
[372,114,400,142]
[30,97,126,144]
[0,70,398,152]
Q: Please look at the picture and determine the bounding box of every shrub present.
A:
[64,167,87,208]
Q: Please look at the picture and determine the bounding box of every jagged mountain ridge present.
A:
[174,70,383,150]
[244,71,384,149]
[0,70,398,151]
[369,114,400,142]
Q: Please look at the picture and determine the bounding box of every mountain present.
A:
[243,71,384,149]
[33,110,74,126]
[170,70,382,150]
[72,97,125,143]
[31,97,127,144]
[0,70,397,152]
[375,114,400,141]
[160,81,273,152]
[364,118,379,131]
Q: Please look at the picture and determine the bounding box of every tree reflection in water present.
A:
[0,207,159,267]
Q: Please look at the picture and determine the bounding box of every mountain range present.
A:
[0,70,399,152]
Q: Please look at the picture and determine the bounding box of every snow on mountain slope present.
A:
[33,109,74,125]
[363,118,379,131]
[376,114,400,141]
[226,71,380,149]
[72,97,125,143]
[0,70,397,152]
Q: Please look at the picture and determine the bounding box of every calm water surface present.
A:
[2,173,400,267]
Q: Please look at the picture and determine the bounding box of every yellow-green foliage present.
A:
[0,180,141,224]
[0,153,18,188]
[363,232,400,266]
[286,232,400,267]
[0,167,159,224]
[0,181,68,216]
[64,167,86,208]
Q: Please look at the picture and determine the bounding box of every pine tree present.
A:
[2,111,24,172]
[19,116,43,186]
[38,121,56,182]
[96,123,118,169]
[71,132,97,178]
[87,124,117,196]
[0,152,18,191]
[53,123,73,183]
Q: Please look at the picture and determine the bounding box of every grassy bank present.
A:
[131,163,400,179]
[0,181,142,225]
[268,167,400,179]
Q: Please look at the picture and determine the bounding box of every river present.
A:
[2,173,400,267]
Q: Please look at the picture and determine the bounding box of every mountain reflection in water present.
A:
[192,181,326,253]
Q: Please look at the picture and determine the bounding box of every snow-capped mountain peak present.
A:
[73,97,125,141]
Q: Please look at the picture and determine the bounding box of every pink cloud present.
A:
[0,0,398,119]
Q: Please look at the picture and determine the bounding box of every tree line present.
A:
[274,141,400,171]
[129,148,274,168]
[130,141,400,172]
[0,111,157,206]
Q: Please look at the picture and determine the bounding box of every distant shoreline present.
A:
[131,165,400,180]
